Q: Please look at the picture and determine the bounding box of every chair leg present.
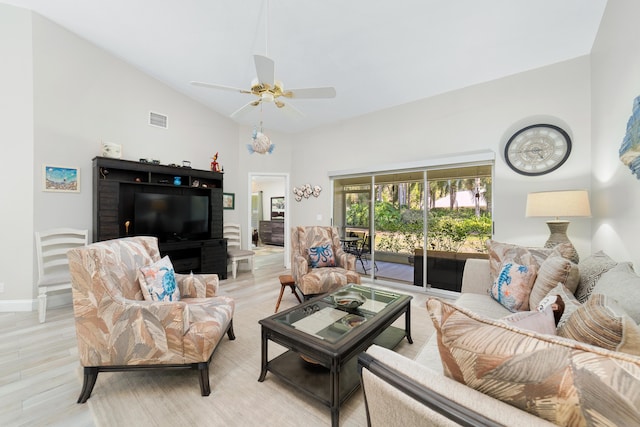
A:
[197,362,211,396]
[77,367,99,403]
[249,257,254,273]
[226,319,236,340]
[275,284,286,313]
[359,255,367,272]
[38,289,47,323]
[231,260,238,279]
[291,285,302,303]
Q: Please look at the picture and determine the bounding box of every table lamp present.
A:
[525,190,591,262]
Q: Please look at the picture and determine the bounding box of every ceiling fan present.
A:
[191,54,336,118]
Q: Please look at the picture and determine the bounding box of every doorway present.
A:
[248,173,290,269]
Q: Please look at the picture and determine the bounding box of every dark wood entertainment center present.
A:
[92,157,227,279]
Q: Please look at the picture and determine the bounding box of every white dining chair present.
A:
[35,228,88,322]
[223,223,255,279]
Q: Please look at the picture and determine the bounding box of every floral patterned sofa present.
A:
[290,226,360,298]
[67,236,235,403]
[359,241,640,426]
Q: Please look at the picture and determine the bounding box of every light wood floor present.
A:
[0,248,431,426]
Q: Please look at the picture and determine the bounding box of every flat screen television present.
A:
[134,193,210,242]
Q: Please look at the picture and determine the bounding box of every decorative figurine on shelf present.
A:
[211,152,222,172]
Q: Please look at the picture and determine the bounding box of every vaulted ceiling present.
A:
[3,0,607,133]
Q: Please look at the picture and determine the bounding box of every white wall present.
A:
[1,9,240,306]
[0,4,34,303]
[286,57,593,258]
[591,0,640,268]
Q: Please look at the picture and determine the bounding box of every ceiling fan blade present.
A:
[230,100,261,118]
[254,55,275,87]
[279,101,304,118]
[190,81,252,94]
[284,87,336,99]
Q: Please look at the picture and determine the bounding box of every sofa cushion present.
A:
[490,261,537,311]
[139,255,180,302]
[455,292,512,319]
[558,294,640,356]
[427,297,640,426]
[486,239,573,284]
[529,254,580,309]
[501,305,557,335]
[308,244,336,268]
[592,262,640,323]
[575,250,617,303]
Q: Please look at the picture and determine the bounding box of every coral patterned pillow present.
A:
[490,261,537,312]
[308,244,336,268]
[139,256,180,302]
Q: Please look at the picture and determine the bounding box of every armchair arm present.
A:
[75,297,190,366]
[292,254,309,283]
[175,272,219,298]
[334,246,356,270]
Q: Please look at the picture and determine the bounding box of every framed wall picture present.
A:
[271,196,285,220]
[223,193,235,210]
[43,165,80,193]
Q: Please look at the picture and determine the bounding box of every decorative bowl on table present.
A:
[341,314,366,328]
[332,291,366,309]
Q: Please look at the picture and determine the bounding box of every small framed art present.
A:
[43,165,80,193]
[223,193,235,210]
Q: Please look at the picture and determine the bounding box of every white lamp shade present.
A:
[525,190,591,218]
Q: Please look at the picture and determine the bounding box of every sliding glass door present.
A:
[332,160,492,293]
[372,171,425,283]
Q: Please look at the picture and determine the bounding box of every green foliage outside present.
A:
[346,202,492,254]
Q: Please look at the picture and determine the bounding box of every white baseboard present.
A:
[0,292,72,313]
[0,299,33,312]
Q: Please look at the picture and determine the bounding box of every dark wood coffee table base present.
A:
[258,291,412,427]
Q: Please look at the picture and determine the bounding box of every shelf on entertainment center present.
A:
[92,157,227,278]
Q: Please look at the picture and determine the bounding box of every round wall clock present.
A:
[504,124,572,176]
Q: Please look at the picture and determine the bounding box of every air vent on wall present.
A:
[149,111,168,129]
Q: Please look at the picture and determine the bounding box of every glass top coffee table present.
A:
[258,284,413,427]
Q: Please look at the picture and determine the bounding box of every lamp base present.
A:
[544,220,579,263]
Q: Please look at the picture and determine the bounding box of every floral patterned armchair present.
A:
[291,226,360,298]
[67,236,235,403]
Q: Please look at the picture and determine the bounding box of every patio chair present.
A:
[353,235,378,273]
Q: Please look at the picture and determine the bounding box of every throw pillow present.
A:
[528,254,579,309]
[574,250,618,303]
[536,294,565,326]
[490,261,537,312]
[501,305,556,335]
[486,239,574,284]
[139,256,180,302]
[427,297,640,426]
[558,294,640,356]
[541,282,582,328]
[591,262,640,323]
[308,244,336,268]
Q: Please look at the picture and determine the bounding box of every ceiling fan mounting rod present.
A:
[264,0,270,57]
